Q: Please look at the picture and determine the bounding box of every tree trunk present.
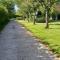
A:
[33,15,36,24]
[56,14,58,20]
[45,9,49,28]
[27,14,29,22]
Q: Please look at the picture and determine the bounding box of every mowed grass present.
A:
[17,20,60,55]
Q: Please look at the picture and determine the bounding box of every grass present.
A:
[17,20,60,56]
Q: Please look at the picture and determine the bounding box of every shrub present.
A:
[36,16,45,23]
[0,6,9,31]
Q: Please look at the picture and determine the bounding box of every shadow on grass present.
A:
[49,24,60,25]
[49,28,60,29]
[49,23,60,29]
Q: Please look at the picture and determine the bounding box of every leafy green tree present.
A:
[16,0,40,24]
[31,0,40,24]
[0,0,15,18]
[14,0,59,28]
[37,0,58,28]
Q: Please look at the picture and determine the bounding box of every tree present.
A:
[37,0,58,28]
[15,0,40,24]
[32,0,38,24]
[26,0,40,24]
[14,0,58,28]
[0,0,15,19]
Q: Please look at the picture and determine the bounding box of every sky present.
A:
[14,5,19,12]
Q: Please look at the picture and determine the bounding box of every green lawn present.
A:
[17,20,60,56]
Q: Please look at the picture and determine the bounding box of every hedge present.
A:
[0,6,9,31]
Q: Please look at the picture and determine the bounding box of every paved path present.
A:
[0,21,55,60]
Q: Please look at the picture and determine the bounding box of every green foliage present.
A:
[36,17,45,23]
[15,0,59,24]
[0,0,15,18]
[0,0,15,31]
[0,6,9,31]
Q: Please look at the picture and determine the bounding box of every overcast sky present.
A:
[14,5,19,12]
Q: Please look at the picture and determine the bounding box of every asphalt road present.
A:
[0,21,55,60]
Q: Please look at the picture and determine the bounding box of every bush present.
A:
[36,16,56,23]
[36,17,45,23]
[0,6,9,31]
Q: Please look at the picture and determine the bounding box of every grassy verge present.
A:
[17,20,60,56]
